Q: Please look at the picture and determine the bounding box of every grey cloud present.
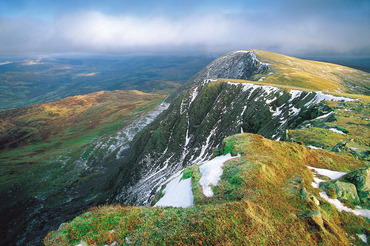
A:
[0,9,369,56]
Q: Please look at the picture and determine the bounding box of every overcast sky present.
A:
[0,0,369,57]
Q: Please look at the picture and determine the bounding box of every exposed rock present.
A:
[300,187,320,207]
[340,167,370,205]
[331,142,347,152]
[296,110,336,129]
[167,50,268,102]
[320,180,360,205]
[303,211,325,231]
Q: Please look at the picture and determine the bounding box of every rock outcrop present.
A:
[320,180,360,205]
[341,167,370,205]
[320,167,370,207]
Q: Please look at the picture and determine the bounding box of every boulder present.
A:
[320,180,360,205]
[331,142,346,152]
[340,167,370,205]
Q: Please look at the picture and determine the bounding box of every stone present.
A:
[331,142,346,152]
[300,187,320,207]
[320,180,360,205]
[304,211,324,231]
[340,167,370,205]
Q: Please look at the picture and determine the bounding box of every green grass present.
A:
[288,99,369,162]
[0,90,165,193]
[45,133,369,246]
[252,49,370,96]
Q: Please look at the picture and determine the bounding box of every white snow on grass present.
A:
[189,87,199,106]
[199,154,239,197]
[329,128,346,135]
[357,234,367,243]
[308,166,370,219]
[311,177,326,188]
[315,112,334,120]
[154,173,194,208]
[319,192,370,219]
[307,166,347,180]
[304,91,356,107]
[288,90,303,102]
[307,145,323,149]
[289,107,300,116]
[272,106,283,117]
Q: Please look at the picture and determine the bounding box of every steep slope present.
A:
[0,90,166,245]
[45,133,369,246]
[112,51,365,206]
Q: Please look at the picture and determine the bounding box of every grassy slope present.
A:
[44,133,369,245]
[288,99,369,159]
[44,52,369,246]
[0,90,165,192]
[252,49,370,95]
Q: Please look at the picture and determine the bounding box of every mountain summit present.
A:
[111,50,368,206]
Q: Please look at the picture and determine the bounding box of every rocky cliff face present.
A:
[112,51,353,206]
[167,50,268,101]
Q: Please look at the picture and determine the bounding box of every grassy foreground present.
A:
[45,133,369,245]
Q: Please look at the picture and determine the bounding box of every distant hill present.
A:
[0,55,213,110]
[0,90,166,245]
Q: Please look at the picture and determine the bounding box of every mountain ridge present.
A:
[1,49,369,245]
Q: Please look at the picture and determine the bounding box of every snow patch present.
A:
[233,50,251,54]
[357,234,367,243]
[307,166,347,180]
[315,112,334,120]
[319,192,370,219]
[308,166,370,219]
[199,154,239,197]
[307,145,323,149]
[272,106,283,117]
[311,177,326,188]
[288,90,303,103]
[289,107,300,116]
[266,97,276,104]
[329,128,346,135]
[189,87,199,106]
[154,172,194,208]
[197,127,217,161]
[304,91,356,107]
